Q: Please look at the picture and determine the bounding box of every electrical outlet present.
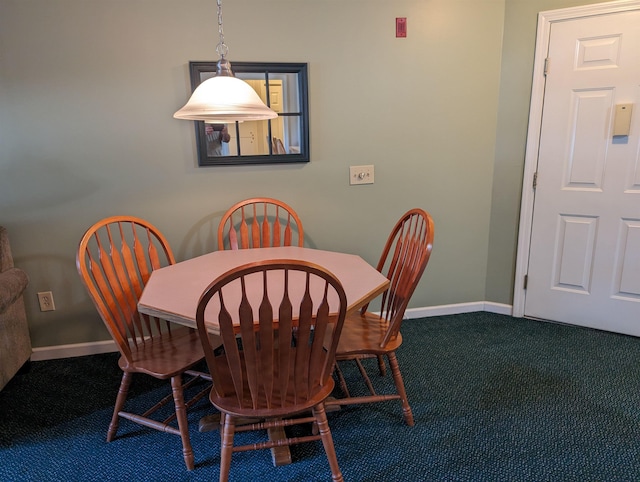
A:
[349,165,375,185]
[37,291,56,312]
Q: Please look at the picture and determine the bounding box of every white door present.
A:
[227,80,285,156]
[522,5,640,336]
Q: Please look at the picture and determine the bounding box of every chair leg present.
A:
[219,415,236,482]
[107,371,132,442]
[354,359,376,396]
[377,355,386,376]
[313,403,344,482]
[312,403,344,482]
[387,352,414,426]
[334,363,350,397]
[171,375,195,471]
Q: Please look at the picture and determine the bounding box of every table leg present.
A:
[268,425,292,466]
[198,413,221,432]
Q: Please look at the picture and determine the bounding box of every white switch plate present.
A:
[349,165,375,185]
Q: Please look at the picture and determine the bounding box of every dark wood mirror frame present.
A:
[188,61,310,167]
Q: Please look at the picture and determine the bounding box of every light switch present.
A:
[349,165,374,185]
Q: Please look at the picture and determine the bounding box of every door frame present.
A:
[512,0,640,318]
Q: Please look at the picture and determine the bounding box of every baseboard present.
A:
[404,301,513,319]
[31,340,118,362]
[30,302,514,361]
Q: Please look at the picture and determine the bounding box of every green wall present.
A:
[1,0,619,349]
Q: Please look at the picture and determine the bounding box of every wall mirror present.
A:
[188,61,309,167]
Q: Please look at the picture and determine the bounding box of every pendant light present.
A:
[173,0,277,123]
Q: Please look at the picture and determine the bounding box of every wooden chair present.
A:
[217,197,304,250]
[76,215,211,470]
[196,259,347,482]
[328,209,434,426]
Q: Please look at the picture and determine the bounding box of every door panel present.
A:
[615,219,640,299]
[566,89,611,187]
[553,215,597,293]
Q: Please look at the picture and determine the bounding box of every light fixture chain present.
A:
[216,0,229,58]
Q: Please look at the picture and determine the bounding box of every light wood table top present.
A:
[138,246,389,335]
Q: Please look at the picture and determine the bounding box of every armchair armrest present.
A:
[0,268,29,314]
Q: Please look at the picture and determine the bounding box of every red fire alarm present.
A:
[396,17,407,38]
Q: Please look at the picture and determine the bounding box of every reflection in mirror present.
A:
[204,124,231,156]
[187,62,309,166]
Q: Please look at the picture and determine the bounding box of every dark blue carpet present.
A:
[2,312,640,481]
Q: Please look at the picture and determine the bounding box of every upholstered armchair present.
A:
[0,226,31,391]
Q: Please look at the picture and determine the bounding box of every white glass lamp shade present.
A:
[173,75,278,123]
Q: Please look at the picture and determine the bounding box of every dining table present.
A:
[137,245,390,466]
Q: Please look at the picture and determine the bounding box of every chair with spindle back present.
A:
[327,209,434,426]
[217,197,304,250]
[196,259,347,482]
[76,215,211,470]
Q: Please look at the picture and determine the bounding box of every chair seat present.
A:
[335,311,403,357]
[119,326,205,378]
[210,352,335,419]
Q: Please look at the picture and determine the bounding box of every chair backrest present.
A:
[373,209,434,346]
[217,198,304,250]
[196,259,347,413]
[76,216,176,363]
